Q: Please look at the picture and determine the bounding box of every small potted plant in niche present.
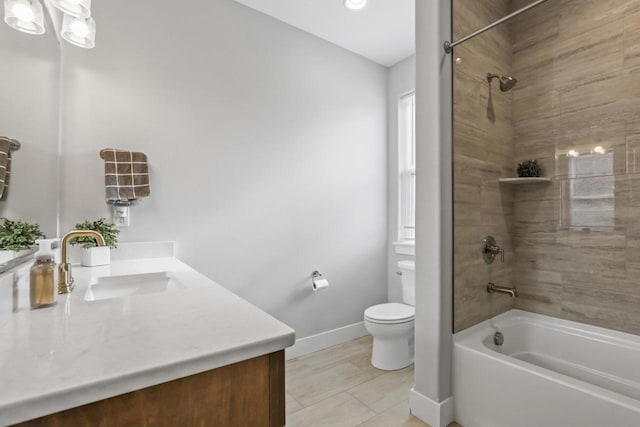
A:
[70,218,119,267]
[0,218,45,262]
[517,160,542,178]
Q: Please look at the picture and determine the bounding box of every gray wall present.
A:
[59,0,388,339]
[0,19,59,238]
[411,0,453,425]
[387,55,415,302]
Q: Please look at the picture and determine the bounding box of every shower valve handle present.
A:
[483,236,504,264]
[487,245,504,262]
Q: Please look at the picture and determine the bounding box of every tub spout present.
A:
[487,282,518,298]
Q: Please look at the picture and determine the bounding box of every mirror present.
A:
[0,5,59,238]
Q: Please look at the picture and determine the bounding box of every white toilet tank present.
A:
[398,260,415,306]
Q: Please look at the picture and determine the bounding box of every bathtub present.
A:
[453,310,640,427]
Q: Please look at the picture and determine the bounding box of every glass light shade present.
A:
[61,14,95,48]
[344,0,367,10]
[49,0,90,18]
[3,0,45,35]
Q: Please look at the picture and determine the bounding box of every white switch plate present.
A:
[112,206,130,228]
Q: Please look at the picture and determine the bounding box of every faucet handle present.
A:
[482,235,504,264]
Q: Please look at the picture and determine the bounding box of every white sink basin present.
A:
[84,272,185,302]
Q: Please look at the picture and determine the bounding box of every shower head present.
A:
[487,73,517,92]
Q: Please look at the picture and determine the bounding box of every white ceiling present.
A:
[233,0,415,67]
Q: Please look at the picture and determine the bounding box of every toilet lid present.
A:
[365,303,415,323]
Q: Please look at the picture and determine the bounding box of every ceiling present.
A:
[233,0,415,67]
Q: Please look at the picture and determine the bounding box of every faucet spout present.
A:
[487,282,518,298]
[58,230,106,294]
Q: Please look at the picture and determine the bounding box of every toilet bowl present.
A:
[364,260,415,370]
[364,303,415,370]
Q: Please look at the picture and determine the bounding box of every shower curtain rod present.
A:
[443,0,550,54]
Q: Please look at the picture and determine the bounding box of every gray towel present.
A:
[99,148,150,204]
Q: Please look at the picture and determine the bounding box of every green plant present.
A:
[70,218,120,249]
[0,218,45,251]
[517,160,542,178]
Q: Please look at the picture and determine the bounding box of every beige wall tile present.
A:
[509,0,559,53]
[457,0,640,336]
[455,0,640,335]
[624,10,640,70]
[453,0,516,333]
[558,0,628,41]
[561,286,640,335]
[553,21,625,90]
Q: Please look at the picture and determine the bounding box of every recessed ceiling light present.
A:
[344,0,367,11]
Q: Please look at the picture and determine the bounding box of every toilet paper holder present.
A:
[311,270,329,291]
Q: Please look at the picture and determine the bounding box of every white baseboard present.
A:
[409,388,454,427]
[285,321,368,360]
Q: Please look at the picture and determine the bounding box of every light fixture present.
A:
[49,0,90,18]
[593,146,606,155]
[567,150,579,158]
[61,13,95,48]
[344,0,367,11]
[3,0,45,35]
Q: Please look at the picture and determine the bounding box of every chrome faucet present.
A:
[487,282,518,298]
[58,230,106,294]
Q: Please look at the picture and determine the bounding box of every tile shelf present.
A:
[498,177,551,184]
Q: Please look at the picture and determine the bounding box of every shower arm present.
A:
[444,0,550,54]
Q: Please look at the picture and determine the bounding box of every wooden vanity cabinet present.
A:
[15,351,285,427]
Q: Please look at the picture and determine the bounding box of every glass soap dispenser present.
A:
[30,238,59,309]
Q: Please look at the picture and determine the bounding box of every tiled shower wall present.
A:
[510,0,640,335]
[454,0,640,334]
[453,0,515,332]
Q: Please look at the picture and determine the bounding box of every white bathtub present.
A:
[453,309,640,427]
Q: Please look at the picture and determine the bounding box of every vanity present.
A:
[0,247,295,426]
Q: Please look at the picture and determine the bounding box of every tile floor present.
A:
[285,336,462,427]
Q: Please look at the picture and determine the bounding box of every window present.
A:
[398,92,416,242]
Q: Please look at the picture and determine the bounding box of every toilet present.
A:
[364,260,415,370]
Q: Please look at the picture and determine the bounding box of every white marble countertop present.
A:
[0,256,295,425]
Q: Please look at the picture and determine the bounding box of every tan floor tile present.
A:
[286,392,303,415]
[286,392,377,427]
[357,401,428,427]
[286,336,385,407]
[284,337,463,427]
[348,366,415,413]
[287,360,383,407]
[287,336,375,377]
